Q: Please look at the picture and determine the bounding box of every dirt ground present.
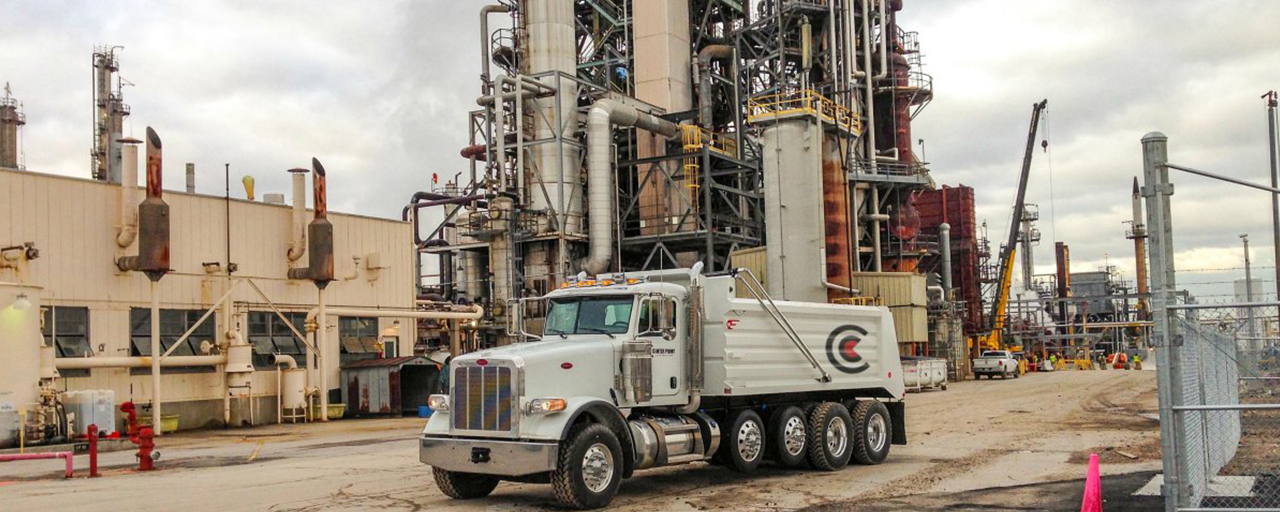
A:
[0,368,1160,511]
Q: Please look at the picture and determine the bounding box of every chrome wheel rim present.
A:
[867,413,887,453]
[581,443,614,493]
[783,416,806,456]
[826,416,848,457]
[737,419,763,462]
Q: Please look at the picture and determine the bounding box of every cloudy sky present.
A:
[3,0,1280,301]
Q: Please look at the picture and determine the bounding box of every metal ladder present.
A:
[735,268,832,383]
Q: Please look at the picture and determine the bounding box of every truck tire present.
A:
[552,423,623,510]
[768,406,808,468]
[433,467,499,499]
[719,409,765,473]
[851,400,891,465]
[806,402,853,471]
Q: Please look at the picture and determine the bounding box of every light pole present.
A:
[1242,234,1256,346]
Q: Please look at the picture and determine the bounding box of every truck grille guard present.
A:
[450,360,521,437]
[733,268,832,383]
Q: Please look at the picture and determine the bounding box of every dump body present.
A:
[699,274,905,398]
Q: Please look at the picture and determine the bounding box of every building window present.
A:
[248,311,308,369]
[339,316,380,365]
[129,308,217,374]
[43,306,91,377]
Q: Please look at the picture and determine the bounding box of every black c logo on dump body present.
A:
[826,325,870,374]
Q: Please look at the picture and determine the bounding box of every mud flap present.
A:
[886,401,907,445]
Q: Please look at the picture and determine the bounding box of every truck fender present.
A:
[885,401,907,445]
[559,400,636,478]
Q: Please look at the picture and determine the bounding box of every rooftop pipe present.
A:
[115,127,169,281]
[287,168,308,263]
[287,158,334,287]
[115,137,142,248]
[583,99,679,274]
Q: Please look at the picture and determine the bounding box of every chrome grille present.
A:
[451,363,516,434]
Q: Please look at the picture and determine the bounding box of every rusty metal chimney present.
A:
[287,158,334,288]
[115,127,170,281]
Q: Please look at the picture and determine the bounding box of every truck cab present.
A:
[420,267,907,509]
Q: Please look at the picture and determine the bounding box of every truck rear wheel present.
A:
[806,402,852,471]
[719,409,765,473]
[552,423,623,510]
[433,467,499,499]
[768,406,808,468]
[851,400,891,465]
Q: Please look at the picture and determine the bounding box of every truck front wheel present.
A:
[806,402,853,471]
[851,400,891,465]
[432,467,499,499]
[552,423,623,510]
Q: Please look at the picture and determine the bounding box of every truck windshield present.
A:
[544,296,635,336]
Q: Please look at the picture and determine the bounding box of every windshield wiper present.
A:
[579,327,616,339]
[545,329,569,339]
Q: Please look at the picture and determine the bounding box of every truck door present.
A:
[638,295,683,397]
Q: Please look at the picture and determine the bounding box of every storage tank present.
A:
[0,283,43,448]
[281,368,307,410]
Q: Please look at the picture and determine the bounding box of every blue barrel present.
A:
[418,405,434,418]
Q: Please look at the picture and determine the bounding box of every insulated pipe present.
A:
[317,288,328,421]
[54,354,229,369]
[939,222,953,298]
[695,45,734,128]
[479,4,512,87]
[149,281,161,436]
[115,137,141,248]
[584,99,679,274]
[287,168,308,262]
[862,0,878,173]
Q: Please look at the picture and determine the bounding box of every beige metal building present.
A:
[0,166,418,430]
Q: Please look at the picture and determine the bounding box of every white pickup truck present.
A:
[972,350,1020,379]
[419,266,906,509]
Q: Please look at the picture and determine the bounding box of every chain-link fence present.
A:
[1164,306,1280,510]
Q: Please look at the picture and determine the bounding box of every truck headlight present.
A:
[525,398,566,415]
[428,394,450,413]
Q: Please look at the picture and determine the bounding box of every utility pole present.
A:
[1242,234,1256,346]
[1265,91,1280,338]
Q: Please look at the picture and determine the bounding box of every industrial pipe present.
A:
[287,158,334,286]
[819,247,857,294]
[54,354,229,370]
[479,4,512,88]
[584,99,679,274]
[939,222,952,298]
[270,354,298,370]
[695,45,733,128]
[287,168,308,263]
[115,137,141,248]
[115,127,170,280]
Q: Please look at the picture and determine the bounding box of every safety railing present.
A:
[833,296,884,307]
[746,89,861,135]
[680,125,738,214]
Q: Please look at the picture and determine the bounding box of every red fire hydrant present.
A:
[120,401,157,471]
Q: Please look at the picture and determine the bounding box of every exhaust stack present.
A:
[115,127,170,281]
[287,158,334,288]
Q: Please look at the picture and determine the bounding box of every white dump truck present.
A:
[419,266,906,509]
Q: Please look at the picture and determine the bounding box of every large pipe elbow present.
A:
[287,168,308,262]
[583,100,678,274]
[695,45,734,128]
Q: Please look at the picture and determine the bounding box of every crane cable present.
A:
[1043,107,1058,245]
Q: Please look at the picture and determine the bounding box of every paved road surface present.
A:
[0,368,1159,511]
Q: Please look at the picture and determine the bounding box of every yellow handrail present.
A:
[747,89,862,135]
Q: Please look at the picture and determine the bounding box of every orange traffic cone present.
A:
[1080,453,1102,512]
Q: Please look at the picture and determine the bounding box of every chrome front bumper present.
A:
[419,436,558,477]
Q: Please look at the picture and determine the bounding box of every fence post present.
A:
[1143,131,1189,510]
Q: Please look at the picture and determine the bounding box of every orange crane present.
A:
[977,99,1047,353]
